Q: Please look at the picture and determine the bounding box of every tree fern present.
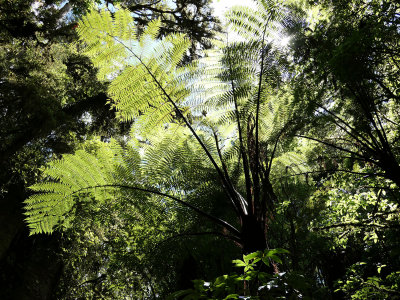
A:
[24,2,309,255]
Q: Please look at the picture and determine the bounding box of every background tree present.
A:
[0,1,110,297]
[117,0,221,58]
[284,0,400,297]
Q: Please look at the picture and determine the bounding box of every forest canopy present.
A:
[1,0,399,299]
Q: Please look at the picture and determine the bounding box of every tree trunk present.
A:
[241,215,267,254]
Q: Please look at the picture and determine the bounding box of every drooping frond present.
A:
[77,7,192,135]
[24,135,240,237]
[139,124,218,188]
[24,141,134,235]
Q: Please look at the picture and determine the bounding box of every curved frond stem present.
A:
[213,129,248,215]
[266,128,284,177]
[254,19,271,208]
[226,36,252,212]
[369,113,388,152]
[73,184,241,237]
[370,76,400,102]
[374,109,390,150]
[381,112,399,126]
[347,85,384,150]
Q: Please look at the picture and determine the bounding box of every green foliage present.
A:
[55,166,176,299]
[18,0,400,298]
[24,139,133,234]
[308,171,400,299]
[25,4,306,237]
[77,7,193,134]
[168,249,318,299]
[336,263,400,299]
[114,0,221,58]
[310,172,400,246]
[24,6,194,235]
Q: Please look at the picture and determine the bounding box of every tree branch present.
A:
[295,135,377,164]
[276,169,386,180]
[311,100,377,151]
[313,222,400,231]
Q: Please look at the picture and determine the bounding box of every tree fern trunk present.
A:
[241,215,267,254]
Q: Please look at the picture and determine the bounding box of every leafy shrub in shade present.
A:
[169,249,326,299]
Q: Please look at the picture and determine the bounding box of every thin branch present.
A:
[295,135,377,164]
[267,129,284,177]
[78,274,107,287]
[371,107,391,152]
[313,101,376,151]
[213,130,230,183]
[372,188,383,217]
[381,114,399,126]
[276,169,386,180]
[370,76,400,101]
[213,129,243,215]
[347,85,383,150]
[313,222,400,231]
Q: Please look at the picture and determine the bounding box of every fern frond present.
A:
[271,151,309,179]
[226,6,266,41]
[77,7,192,136]
[24,141,130,235]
